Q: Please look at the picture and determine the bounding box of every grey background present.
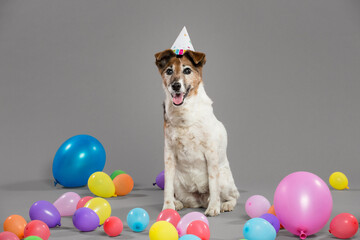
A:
[0,0,359,239]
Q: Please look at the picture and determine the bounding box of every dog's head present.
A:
[155,49,206,106]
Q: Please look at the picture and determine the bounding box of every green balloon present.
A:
[110,169,126,180]
[24,237,43,240]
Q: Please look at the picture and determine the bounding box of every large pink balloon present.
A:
[274,171,332,239]
[53,192,81,216]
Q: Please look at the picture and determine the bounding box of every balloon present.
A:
[88,172,116,198]
[329,172,349,190]
[186,220,210,240]
[243,218,276,240]
[267,205,284,229]
[104,216,123,237]
[24,236,42,240]
[156,209,181,228]
[149,221,178,240]
[3,215,27,239]
[153,170,165,190]
[113,173,134,196]
[84,197,111,225]
[76,196,94,209]
[245,195,271,218]
[260,213,280,233]
[23,220,51,240]
[127,208,150,232]
[110,169,126,180]
[329,213,358,239]
[53,192,81,216]
[177,212,209,237]
[52,135,106,187]
[179,235,201,240]
[274,171,333,239]
[29,200,61,228]
[0,232,20,240]
[73,208,100,232]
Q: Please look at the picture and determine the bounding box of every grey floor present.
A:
[0,180,359,239]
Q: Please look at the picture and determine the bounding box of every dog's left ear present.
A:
[184,50,206,67]
[155,49,176,71]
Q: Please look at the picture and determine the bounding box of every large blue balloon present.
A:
[53,135,106,187]
[243,218,276,240]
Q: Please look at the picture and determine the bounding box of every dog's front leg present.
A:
[204,149,221,217]
[162,140,177,210]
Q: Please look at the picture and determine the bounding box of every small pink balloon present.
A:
[0,231,20,240]
[176,212,209,237]
[76,196,94,210]
[245,195,271,218]
[274,171,333,239]
[53,192,81,216]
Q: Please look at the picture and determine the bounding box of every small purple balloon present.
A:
[73,208,100,232]
[153,170,164,190]
[29,200,61,228]
[176,212,209,237]
[260,213,280,233]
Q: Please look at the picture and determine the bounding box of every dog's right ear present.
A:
[155,49,176,71]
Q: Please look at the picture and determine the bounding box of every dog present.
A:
[154,49,240,217]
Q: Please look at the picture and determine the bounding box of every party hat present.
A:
[171,26,194,55]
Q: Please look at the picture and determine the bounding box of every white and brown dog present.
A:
[155,49,240,217]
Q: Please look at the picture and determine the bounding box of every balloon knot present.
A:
[54,180,58,187]
[300,231,307,240]
[153,182,156,186]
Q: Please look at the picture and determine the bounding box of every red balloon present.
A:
[0,231,20,240]
[23,220,51,240]
[329,213,358,239]
[103,216,123,237]
[186,220,210,240]
[76,196,93,210]
[156,209,181,228]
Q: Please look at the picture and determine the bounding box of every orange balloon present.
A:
[268,205,284,229]
[113,173,134,196]
[3,215,27,239]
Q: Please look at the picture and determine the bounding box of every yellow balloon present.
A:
[88,172,116,198]
[84,197,111,225]
[329,172,349,190]
[149,221,178,240]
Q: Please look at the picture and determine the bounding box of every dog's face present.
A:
[155,49,206,106]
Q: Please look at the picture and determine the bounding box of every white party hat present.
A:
[171,26,194,55]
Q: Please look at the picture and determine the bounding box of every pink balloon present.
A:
[0,231,20,240]
[76,196,93,210]
[274,171,333,239]
[53,192,81,216]
[176,212,209,237]
[245,195,271,218]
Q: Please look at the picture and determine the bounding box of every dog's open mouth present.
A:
[172,86,191,106]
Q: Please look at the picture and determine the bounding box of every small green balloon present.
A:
[24,236,43,240]
[110,169,126,180]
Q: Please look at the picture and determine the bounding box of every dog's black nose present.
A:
[171,82,181,91]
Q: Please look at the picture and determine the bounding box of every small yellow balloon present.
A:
[149,221,178,240]
[329,172,349,190]
[88,172,116,198]
[84,197,111,225]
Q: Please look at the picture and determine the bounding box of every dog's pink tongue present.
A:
[173,93,184,105]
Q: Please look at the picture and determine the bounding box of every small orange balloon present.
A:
[3,215,27,239]
[113,173,134,196]
[268,205,284,229]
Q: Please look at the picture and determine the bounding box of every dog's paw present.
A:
[221,201,235,212]
[162,200,175,211]
[174,200,184,211]
[205,205,220,217]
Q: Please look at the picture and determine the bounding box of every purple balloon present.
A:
[73,208,100,232]
[176,212,209,237]
[153,170,164,190]
[274,171,333,239]
[260,213,280,233]
[29,200,61,228]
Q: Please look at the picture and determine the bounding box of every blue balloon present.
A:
[179,235,201,240]
[52,135,106,187]
[126,208,149,232]
[243,218,276,240]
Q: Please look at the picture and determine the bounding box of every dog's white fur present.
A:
[157,50,239,217]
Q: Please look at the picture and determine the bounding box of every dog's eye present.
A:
[183,68,191,75]
[166,69,173,75]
